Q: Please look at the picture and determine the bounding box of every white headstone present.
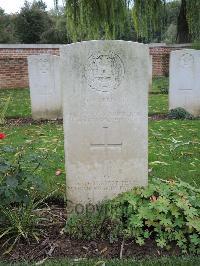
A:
[60,41,149,206]
[169,49,200,117]
[28,54,62,120]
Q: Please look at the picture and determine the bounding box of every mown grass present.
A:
[0,78,199,265]
[0,89,31,118]
[151,77,169,93]
[0,78,169,117]
[149,94,168,115]
[0,256,200,266]
[149,120,200,187]
[1,119,199,193]
[0,123,65,194]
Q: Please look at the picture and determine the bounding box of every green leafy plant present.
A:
[65,178,200,254]
[168,108,194,120]
[0,145,57,254]
[0,145,48,206]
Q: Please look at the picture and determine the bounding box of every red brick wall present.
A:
[0,45,60,89]
[149,44,192,77]
[0,44,192,89]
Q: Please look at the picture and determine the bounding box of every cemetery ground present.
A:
[0,77,200,265]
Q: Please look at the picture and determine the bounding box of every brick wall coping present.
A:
[148,43,192,48]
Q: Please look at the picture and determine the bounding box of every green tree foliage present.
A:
[133,0,199,43]
[15,0,52,43]
[65,0,199,43]
[40,7,70,44]
[65,0,132,41]
[0,8,17,43]
[186,0,200,42]
[163,1,180,43]
[132,0,165,42]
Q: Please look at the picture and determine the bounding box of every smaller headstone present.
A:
[28,54,62,120]
[169,49,200,117]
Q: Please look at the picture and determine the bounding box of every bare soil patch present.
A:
[0,206,181,264]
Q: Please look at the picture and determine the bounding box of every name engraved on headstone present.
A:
[68,111,137,123]
[86,51,125,93]
[39,58,49,74]
[68,180,132,192]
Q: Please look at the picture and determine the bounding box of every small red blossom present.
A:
[0,133,6,139]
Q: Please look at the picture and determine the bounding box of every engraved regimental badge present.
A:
[179,53,194,68]
[86,51,125,93]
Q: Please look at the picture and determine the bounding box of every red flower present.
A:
[0,133,6,139]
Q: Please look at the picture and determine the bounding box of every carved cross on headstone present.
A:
[90,126,122,177]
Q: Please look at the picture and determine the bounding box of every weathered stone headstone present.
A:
[60,41,149,206]
[169,49,200,116]
[28,54,62,120]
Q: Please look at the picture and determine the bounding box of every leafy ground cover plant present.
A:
[0,144,57,254]
[0,145,48,206]
[65,178,200,254]
[168,108,194,120]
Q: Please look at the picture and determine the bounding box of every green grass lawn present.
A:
[0,78,169,118]
[0,89,31,118]
[149,94,168,115]
[151,77,169,93]
[0,256,200,266]
[1,119,199,194]
[0,78,199,265]
[149,120,200,187]
[0,76,199,192]
[0,123,65,194]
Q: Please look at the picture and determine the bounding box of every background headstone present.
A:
[169,49,200,116]
[28,54,62,120]
[61,41,149,206]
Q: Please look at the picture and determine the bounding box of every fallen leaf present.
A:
[100,247,108,254]
[55,169,62,176]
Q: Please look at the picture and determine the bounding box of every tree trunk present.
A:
[177,0,191,43]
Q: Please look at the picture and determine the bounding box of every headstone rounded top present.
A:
[62,40,148,49]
